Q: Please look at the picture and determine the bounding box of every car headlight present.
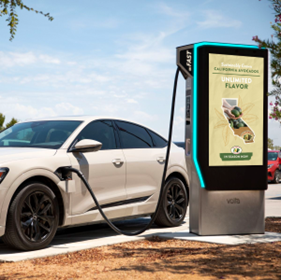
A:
[268,164,274,169]
[0,168,9,183]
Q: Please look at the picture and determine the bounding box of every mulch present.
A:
[0,217,280,280]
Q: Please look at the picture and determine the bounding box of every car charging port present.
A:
[55,167,73,181]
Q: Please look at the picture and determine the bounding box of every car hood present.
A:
[0,148,57,165]
[268,160,277,165]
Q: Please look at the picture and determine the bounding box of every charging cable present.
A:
[61,67,180,236]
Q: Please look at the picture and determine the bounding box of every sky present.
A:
[0,0,279,144]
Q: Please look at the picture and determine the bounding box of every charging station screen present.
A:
[209,53,264,167]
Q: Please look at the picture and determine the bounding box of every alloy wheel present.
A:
[166,183,186,222]
[20,191,55,242]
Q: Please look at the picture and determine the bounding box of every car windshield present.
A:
[0,121,82,149]
[268,152,278,161]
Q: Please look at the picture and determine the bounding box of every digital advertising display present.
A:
[209,54,264,166]
[178,43,268,191]
[177,42,267,236]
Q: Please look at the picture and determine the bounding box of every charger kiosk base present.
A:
[189,181,265,235]
[178,42,268,236]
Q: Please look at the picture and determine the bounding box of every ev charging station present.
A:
[177,42,268,235]
[61,42,268,239]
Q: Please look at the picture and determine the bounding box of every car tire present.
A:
[2,182,59,251]
[273,171,280,184]
[154,177,188,227]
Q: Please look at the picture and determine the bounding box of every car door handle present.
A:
[157,157,165,163]
[112,158,124,165]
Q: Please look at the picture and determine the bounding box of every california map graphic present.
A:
[213,96,257,146]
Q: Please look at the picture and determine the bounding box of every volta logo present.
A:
[227,198,240,204]
[231,146,242,154]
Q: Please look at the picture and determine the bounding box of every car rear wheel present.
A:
[2,182,59,251]
[273,171,280,184]
[154,177,188,227]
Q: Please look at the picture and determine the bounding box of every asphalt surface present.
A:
[0,183,280,261]
[265,182,281,217]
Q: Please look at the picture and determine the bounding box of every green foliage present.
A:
[0,113,18,131]
[253,0,281,121]
[274,145,281,150]
[0,0,53,41]
[0,113,5,131]
[268,138,274,149]
[5,117,18,129]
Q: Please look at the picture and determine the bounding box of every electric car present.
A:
[268,150,281,183]
[0,116,189,251]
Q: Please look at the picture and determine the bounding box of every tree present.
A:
[5,117,18,129]
[268,137,274,149]
[0,0,53,41]
[0,113,18,131]
[0,113,5,131]
[253,0,281,120]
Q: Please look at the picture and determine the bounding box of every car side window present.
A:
[147,129,167,148]
[76,120,116,150]
[115,121,153,149]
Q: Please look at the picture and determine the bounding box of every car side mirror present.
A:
[70,139,102,153]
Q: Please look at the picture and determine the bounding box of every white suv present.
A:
[0,117,189,250]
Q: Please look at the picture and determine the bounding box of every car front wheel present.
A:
[154,177,188,227]
[2,182,59,251]
[273,171,280,184]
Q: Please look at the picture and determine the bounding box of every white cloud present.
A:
[100,104,122,114]
[0,51,36,67]
[157,3,190,19]
[113,94,126,98]
[38,55,61,64]
[269,117,281,146]
[133,111,158,123]
[116,46,173,65]
[68,18,120,30]
[0,51,61,67]
[55,103,84,115]
[10,70,110,87]
[197,10,242,29]
[179,107,185,114]
[127,99,138,104]
[1,100,84,122]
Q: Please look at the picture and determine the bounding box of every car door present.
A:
[68,120,127,215]
[114,120,167,200]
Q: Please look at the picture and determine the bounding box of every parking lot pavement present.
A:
[0,184,280,262]
[265,182,281,217]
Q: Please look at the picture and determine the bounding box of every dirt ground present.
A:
[0,217,281,280]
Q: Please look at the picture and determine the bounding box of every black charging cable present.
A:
[62,67,180,236]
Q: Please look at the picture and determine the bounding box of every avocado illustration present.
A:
[236,123,244,128]
[234,106,242,115]
[232,119,239,128]
[231,109,240,118]
[243,134,252,141]
[229,119,234,128]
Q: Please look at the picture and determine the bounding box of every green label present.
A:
[220,153,253,161]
